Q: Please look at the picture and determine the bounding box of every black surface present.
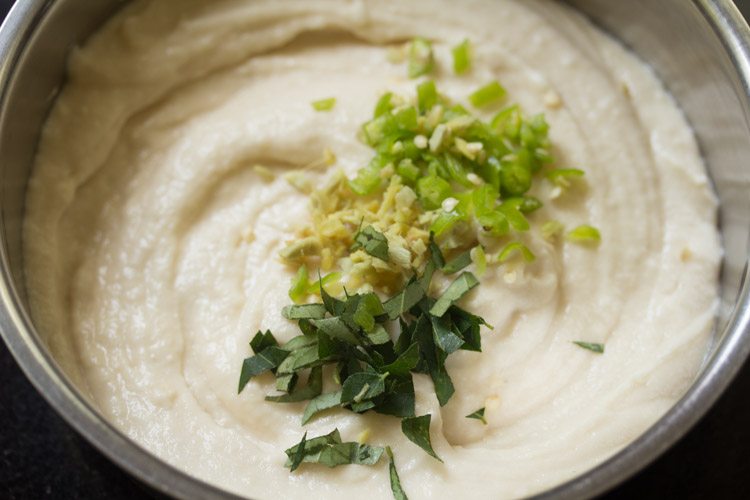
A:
[1,0,750,498]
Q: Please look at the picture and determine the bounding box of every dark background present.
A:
[1,0,749,498]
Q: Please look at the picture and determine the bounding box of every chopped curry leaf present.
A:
[387,446,410,500]
[282,303,327,320]
[238,346,289,393]
[284,429,384,469]
[341,371,388,404]
[321,279,346,316]
[428,233,445,269]
[429,272,479,317]
[401,414,442,462]
[380,343,420,376]
[573,341,605,354]
[430,366,455,407]
[376,377,416,418]
[301,391,343,425]
[351,225,390,262]
[384,281,426,320]
[352,293,386,332]
[449,306,488,352]
[430,314,464,354]
[466,407,487,424]
[442,250,473,274]
[276,372,298,393]
[289,432,307,472]
[266,366,323,403]
[250,329,278,354]
[312,317,361,345]
[276,345,324,374]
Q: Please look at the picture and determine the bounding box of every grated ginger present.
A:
[281,170,431,293]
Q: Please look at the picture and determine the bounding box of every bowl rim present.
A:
[1,1,749,499]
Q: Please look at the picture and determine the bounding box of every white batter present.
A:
[23,0,721,498]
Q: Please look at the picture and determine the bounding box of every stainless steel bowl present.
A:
[1,1,749,498]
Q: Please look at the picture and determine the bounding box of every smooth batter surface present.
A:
[23,0,721,498]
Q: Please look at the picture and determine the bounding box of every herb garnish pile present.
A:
[239,37,602,499]
[239,237,487,480]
